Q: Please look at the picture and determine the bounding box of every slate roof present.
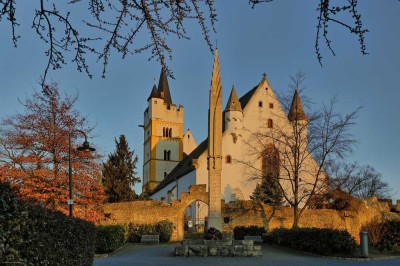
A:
[147,84,161,101]
[149,83,259,196]
[157,68,172,105]
[225,86,242,112]
[288,89,307,121]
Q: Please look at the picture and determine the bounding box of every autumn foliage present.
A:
[0,84,105,222]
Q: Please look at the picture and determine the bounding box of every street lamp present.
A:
[68,130,95,217]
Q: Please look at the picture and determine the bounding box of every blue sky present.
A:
[1,1,399,198]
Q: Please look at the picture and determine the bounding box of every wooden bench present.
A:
[141,235,160,245]
[244,235,263,245]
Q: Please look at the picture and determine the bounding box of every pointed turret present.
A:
[225,86,242,112]
[208,49,223,230]
[147,84,160,101]
[288,90,307,121]
[157,68,172,105]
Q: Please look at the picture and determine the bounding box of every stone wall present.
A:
[101,184,208,241]
[222,197,397,243]
[100,185,400,243]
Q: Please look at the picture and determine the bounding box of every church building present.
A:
[143,51,319,206]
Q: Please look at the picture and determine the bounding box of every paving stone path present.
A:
[93,243,400,266]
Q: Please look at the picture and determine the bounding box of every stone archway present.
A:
[174,185,208,240]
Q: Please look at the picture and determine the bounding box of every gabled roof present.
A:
[158,68,172,105]
[238,85,257,110]
[288,90,307,121]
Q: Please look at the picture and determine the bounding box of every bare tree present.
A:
[327,161,391,199]
[241,73,359,228]
[0,1,370,89]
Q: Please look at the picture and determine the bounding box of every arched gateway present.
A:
[174,185,208,240]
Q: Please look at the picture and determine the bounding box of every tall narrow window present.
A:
[226,155,232,164]
[169,128,172,138]
[259,101,263,107]
[262,145,280,178]
[167,150,171,161]
[267,119,273,128]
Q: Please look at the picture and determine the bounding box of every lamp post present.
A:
[68,130,95,217]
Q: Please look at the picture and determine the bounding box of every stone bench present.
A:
[141,235,159,245]
[244,235,263,245]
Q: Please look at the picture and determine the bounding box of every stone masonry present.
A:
[175,239,262,257]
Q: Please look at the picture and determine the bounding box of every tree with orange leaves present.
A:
[0,84,105,222]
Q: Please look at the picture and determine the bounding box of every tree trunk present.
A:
[292,206,300,228]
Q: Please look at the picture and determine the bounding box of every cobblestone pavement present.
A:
[93,243,400,266]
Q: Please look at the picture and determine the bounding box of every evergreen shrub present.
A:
[127,220,173,243]
[95,225,126,253]
[233,225,266,240]
[269,227,357,255]
[0,182,25,264]
[0,182,96,266]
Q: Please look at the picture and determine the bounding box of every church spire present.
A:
[225,86,242,112]
[157,68,172,105]
[147,84,160,101]
[288,90,307,121]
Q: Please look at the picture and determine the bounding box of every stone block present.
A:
[188,245,208,257]
[232,245,244,256]
[218,240,233,246]
[175,245,188,256]
[242,240,254,246]
[219,246,230,257]
[208,246,219,256]
[204,240,218,246]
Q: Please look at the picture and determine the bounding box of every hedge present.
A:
[269,227,357,255]
[95,225,126,253]
[233,226,266,240]
[0,182,96,266]
[127,220,173,243]
[377,220,400,251]
[0,182,26,264]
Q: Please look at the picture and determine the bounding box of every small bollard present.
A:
[360,231,369,258]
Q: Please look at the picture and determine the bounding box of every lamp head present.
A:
[77,141,96,152]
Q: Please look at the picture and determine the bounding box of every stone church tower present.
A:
[142,69,184,192]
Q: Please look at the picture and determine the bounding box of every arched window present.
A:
[267,119,273,128]
[262,145,279,179]
[226,155,232,164]
[169,128,172,138]
[167,150,171,161]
